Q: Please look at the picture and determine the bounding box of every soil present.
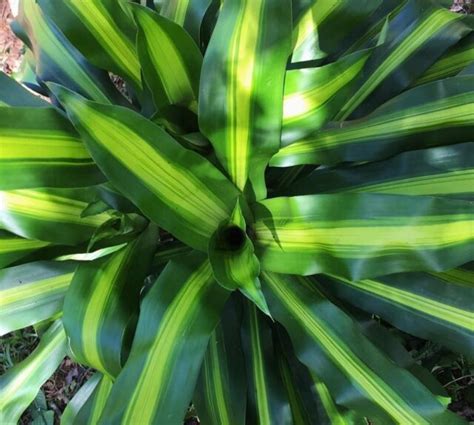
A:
[0,0,23,74]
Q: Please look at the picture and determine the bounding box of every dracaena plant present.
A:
[1,0,473,423]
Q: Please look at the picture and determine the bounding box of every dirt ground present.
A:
[0,0,23,74]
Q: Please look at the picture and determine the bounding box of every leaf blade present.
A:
[253,193,474,279]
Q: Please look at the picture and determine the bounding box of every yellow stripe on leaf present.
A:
[264,273,428,424]
[67,0,141,86]
[123,261,213,423]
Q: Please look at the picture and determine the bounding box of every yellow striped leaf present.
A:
[15,0,123,104]
[291,0,381,62]
[287,142,474,200]
[133,5,202,113]
[272,76,474,166]
[99,253,230,425]
[38,0,142,88]
[52,85,239,251]
[0,320,67,425]
[0,188,112,246]
[319,271,474,355]
[283,49,370,143]
[335,4,469,119]
[241,302,292,425]
[414,33,474,86]
[199,0,292,199]
[194,298,247,425]
[63,225,158,377]
[0,231,51,269]
[0,261,75,335]
[160,0,213,45]
[262,272,465,424]
[252,193,474,279]
[0,106,105,190]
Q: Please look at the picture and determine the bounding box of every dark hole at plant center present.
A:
[221,225,246,251]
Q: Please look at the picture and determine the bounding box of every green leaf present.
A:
[51,85,239,251]
[287,142,474,200]
[63,225,158,377]
[100,253,230,424]
[0,106,105,190]
[194,296,247,425]
[335,2,471,119]
[319,271,474,356]
[133,5,202,113]
[252,193,474,279]
[199,0,292,199]
[261,272,464,424]
[413,33,474,86]
[0,320,66,424]
[38,0,142,88]
[160,0,213,46]
[241,302,292,425]
[28,390,55,425]
[14,0,125,104]
[338,0,408,57]
[209,201,270,315]
[0,188,112,245]
[434,262,474,287]
[274,328,362,424]
[283,49,370,144]
[0,72,49,107]
[0,261,75,335]
[0,230,51,269]
[64,374,113,425]
[291,0,381,62]
[152,240,193,269]
[95,183,140,214]
[272,76,474,167]
[61,373,101,425]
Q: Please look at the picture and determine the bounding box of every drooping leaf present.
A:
[194,296,247,425]
[252,193,474,279]
[66,374,113,425]
[413,33,474,86]
[0,320,67,424]
[160,0,213,46]
[199,0,293,199]
[14,0,125,104]
[0,188,112,245]
[335,1,471,119]
[0,106,105,190]
[272,76,474,167]
[63,225,158,377]
[241,302,292,425]
[0,230,51,269]
[133,5,202,114]
[0,261,75,335]
[282,49,371,144]
[38,0,142,88]
[261,272,464,424]
[0,71,49,107]
[100,253,230,425]
[52,85,239,251]
[291,0,381,62]
[433,262,474,287]
[338,0,408,57]
[287,142,474,200]
[318,271,474,356]
[274,328,362,425]
[61,373,101,425]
